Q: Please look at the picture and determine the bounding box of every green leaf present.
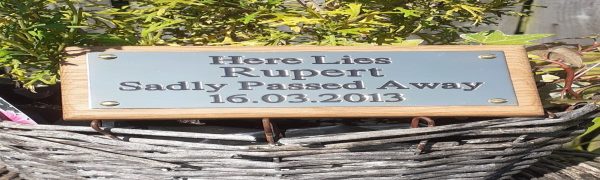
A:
[394,7,421,18]
[337,28,375,35]
[242,12,259,24]
[156,8,167,16]
[460,30,553,45]
[570,117,600,151]
[0,49,9,57]
[66,25,89,29]
[347,3,362,20]
[459,5,484,24]
[391,39,424,46]
[81,34,134,45]
[141,19,185,38]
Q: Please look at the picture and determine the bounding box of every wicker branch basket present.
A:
[515,149,600,179]
[0,104,598,180]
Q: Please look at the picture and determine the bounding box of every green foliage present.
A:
[0,0,112,90]
[0,0,525,90]
[531,43,599,153]
[568,117,600,152]
[460,30,553,45]
[462,30,600,153]
[529,46,599,107]
[459,30,597,104]
[527,41,600,152]
[102,0,525,46]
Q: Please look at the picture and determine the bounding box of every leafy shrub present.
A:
[105,0,526,46]
[1,0,525,89]
[0,0,112,90]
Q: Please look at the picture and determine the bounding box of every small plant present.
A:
[461,30,600,152]
[461,30,599,106]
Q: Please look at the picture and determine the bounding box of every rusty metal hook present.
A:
[262,118,284,145]
[410,117,435,154]
[411,116,435,128]
[262,118,276,145]
[91,120,121,140]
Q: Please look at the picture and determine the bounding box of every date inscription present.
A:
[210,93,405,104]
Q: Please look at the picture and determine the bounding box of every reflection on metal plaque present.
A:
[87,51,517,109]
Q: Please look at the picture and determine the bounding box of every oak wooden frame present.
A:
[62,46,543,120]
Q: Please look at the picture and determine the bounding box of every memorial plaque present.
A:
[62,46,543,120]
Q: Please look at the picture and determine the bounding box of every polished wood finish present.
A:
[61,46,543,120]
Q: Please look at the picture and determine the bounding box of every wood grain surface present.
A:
[525,0,600,44]
[61,46,543,120]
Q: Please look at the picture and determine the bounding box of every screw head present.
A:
[478,54,496,59]
[100,101,120,107]
[98,54,118,60]
[488,98,508,104]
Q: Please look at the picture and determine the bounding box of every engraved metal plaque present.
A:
[87,51,518,109]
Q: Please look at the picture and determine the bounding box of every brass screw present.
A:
[98,54,118,60]
[478,54,496,59]
[100,101,120,107]
[488,98,508,104]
